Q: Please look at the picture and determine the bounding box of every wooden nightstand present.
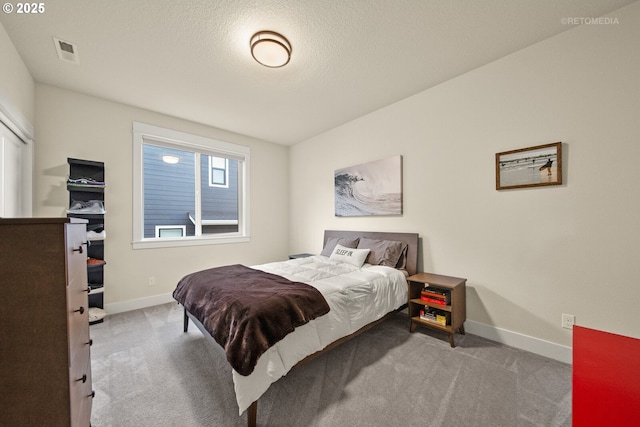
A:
[407,272,466,347]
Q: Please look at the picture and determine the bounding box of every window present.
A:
[155,225,186,238]
[132,122,250,249]
[209,156,228,187]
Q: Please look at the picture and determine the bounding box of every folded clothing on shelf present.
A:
[87,223,104,232]
[67,200,105,214]
[87,229,106,240]
[88,307,107,322]
[67,177,106,188]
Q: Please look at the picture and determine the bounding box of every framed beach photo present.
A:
[496,142,562,190]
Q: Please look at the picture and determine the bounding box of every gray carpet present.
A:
[89,303,571,427]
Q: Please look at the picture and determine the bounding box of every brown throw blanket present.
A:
[173,264,330,376]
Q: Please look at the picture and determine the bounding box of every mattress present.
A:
[230,255,408,414]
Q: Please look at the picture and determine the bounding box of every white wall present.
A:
[0,21,34,125]
[0,21,34,217]
[34,84,290,311]
[290,2,640,360]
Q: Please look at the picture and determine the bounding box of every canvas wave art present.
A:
[334,155,402,217]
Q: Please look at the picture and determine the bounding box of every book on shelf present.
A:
[419,307,450,326]
[419,309,436,322]
[420,288,450,304]
[423,285,449,294]
[436,312,450,326]
[422,286,450,298]
[420,295,447,305]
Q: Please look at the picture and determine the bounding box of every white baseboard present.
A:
[104,293,175,315]
[464,319,572,364]
[104,297,572,364]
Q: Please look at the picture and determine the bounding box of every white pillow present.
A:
[329,244,370,267]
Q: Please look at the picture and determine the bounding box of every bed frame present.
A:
[183,230,419,427]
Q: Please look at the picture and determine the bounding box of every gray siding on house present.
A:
[143,144,238,238]
[201,158,238,219]
[201,157,239,234]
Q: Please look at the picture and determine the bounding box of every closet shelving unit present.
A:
[67,157,106,324]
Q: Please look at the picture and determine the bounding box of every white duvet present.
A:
[230,255,408,414]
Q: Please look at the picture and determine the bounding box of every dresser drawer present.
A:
[69,313,91,368]
[68,282,90,363]
[66,223,88,291]
[69,354,93,427]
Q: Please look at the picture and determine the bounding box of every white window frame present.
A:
[132,122,250,249]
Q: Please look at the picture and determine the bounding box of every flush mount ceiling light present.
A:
[162,155,180,164]
[250,31,291,68]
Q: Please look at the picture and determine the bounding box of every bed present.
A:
[174,230,419,427]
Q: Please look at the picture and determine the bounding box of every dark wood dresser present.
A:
[0,217,93,427]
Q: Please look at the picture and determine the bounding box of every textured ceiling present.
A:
[1,0,635,145]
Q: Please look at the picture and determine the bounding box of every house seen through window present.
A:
[132,122,250,249]
[209,156,228,187]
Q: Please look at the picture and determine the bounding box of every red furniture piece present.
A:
[573,326,640,427]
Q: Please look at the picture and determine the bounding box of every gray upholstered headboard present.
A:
[323,230,419,276]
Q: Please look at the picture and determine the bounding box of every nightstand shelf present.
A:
[407,272,466,347]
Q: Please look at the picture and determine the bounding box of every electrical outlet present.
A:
[562,313,575,330]
[148,276,157,286]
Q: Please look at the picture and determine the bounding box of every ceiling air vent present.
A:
[53,37,80,64]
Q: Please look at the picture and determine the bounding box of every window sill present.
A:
[132,234,250,250]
